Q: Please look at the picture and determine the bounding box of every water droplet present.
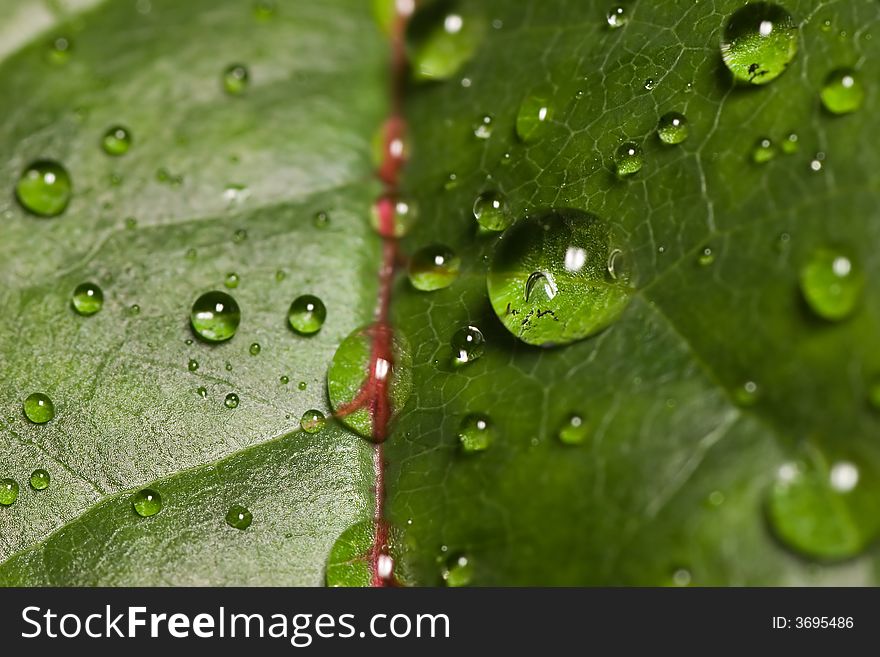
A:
[280,375,289,385]
[734,380,759,406]
[196,386,208,398]
[408,245,460,291]
[809,154,824,172]
[47,35,72,64]
[190,291,241,342]
[245,343,259,357]
[326,519,407,586]
[225,362,233,371]
[101,125,132,156]
[800,248,863,321]
[411,13,484,81]
[327,325,413,439]
[671,568,692,587]
[516,89,553,143]
[820,68,864,115]
[473,114,493,139]
[371,195,417,238]
[721,3,798,85]
[233,228,248,243]
[188,359,199,372]
[224,393,240,409]
[23,393,54,424]
[125,217,138,230]
[442,554,473,586]
[697,247,715,266]
[0,478,19,506]
[300,409,326,433]
[313,210,330,229]
[643,78,655,90]
[224,272,240,289]
[657,112,689,145]
[223,64,249,95]
[185,248,197,261]
[29,469,50,491]
[606,5,628,29]
[472,190,511,232]
[225,504,253,530]
[558,414,589,445]
[458,414,493,452]
[71,282,104,316]
[15,160,72,217]
[288,294,327,335]
[487,208,632,346]
[767,448,880,560]
[132,488,162,517]
[298,381,307,391]
[129,303,141,316]
[451,325,485,366]
[614,142,643,176]
[781,131,799,154]
[751,137,776,164]
[275,269,286,282]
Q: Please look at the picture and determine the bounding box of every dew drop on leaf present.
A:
[190,291,241,342]
[188,359,199,372]
[371,195,417,238]
[23,393,54,424]
[233,228,248,243]
[799,248,863,321]
[781,131,799,154]
[29,469,50,491]
[411,12,484,81]
[196,386,208,399]
[280,375,289,385]
[101,125,132,156]
[0,478,19,506]
[473,113,493,139]
[71,282,104,316]
[298,381,307,391]
[558,414,589,445]
[734,380,760,407]
[442,554,473,586]
[224,393,240,409]
[288,294,327,335]
[132,488,162,517]
[657,112,689,145]
[697,247,715,267]
[515,88,553,143]
[751,137,776,164]
[487,208,632,346]
[313,210,330,229]
[224,272,240,289]
[472,190,511,232]
[451,325,485,366]
[47,35,72,64]
[606,5,628,29]
[15,160,72,217]
[614,142,643,176]
[820,68,864,115]
[720,2,798,85]
[300,409,326,434]
[458,414,493,453]
[408,245,460,291]
[249,342,261,356]
[223,63,249,95]
[225,504,253,530]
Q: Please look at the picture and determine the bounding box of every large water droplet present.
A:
[441,554,473,586]
[799,248,863,321]
[71,282,104,316]
[516,89,553,143]
[16,160,72,217]
[0,478,19,506]
[29,469,50,491]
[288,294,327,335]
[720,3,798,85]
[614,142,643,176]
[767,448,880,560]
[190,291,241,342]
[326,519,407,587]
[820,68,864,115]
[657,112,689,145]
[223,64,249,95]
[132,488,162,517]
[23,393,54,424]
[473,190,511,232]
[225,504,253,530]
[408,245,460,291]
[101,125,132,156]
[458,414,493,452]
[487,208,632,346]
[411,12,484,81]
[327,325,413,439]
[300,409,326,434]
[451,325,485,366]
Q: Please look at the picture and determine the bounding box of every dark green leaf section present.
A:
[0,0,387,583]
[388,0,880,584]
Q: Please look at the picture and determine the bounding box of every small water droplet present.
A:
[606,5,628,29]
[781,131,799,154]
[820,68,864,115]
[223,64,249,95]
[809,154,824,172]
[224,393,240,409]
[233,228,248,243]
[23,393,54,424]
[101,125,132,156]
[614,142,643,176]
[47,35,72,64]
[458,413,493,452]
[411,12,484,81]
[451,325,485,366]
[473,113,493,139]
[225,362,233,372]
[190,291,241,342]
[0,478,19,506]
[800,248,863,321]
[516,89,553,143]
[558,414,589,445]
[224,272,240,289]
[371,195,417,238]
[132,488,162,517]
[643,78,655,90]
[697,247,715,266]
[125,217,138,230]
[225,504,253,530]
[300,409,326,433]
[288,294,327,335]
[246,343,260,357]
[16,160,72,217]
[29,469,50,491]
[71,282,104,316]
[188,359,199,372]
[442,553,473,586]
[408,245,460,291]
[671,568,692,587]
[129,303,141,316]
[313,210,330,229]
[472,190,511,232]
[275,269,286,282]
[197,386,208,398]
[657,112,689,145]
[751,137,776,164]
[721,3,798,85]
[734,380,759,406]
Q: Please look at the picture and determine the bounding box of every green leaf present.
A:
[2,0,880,586]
